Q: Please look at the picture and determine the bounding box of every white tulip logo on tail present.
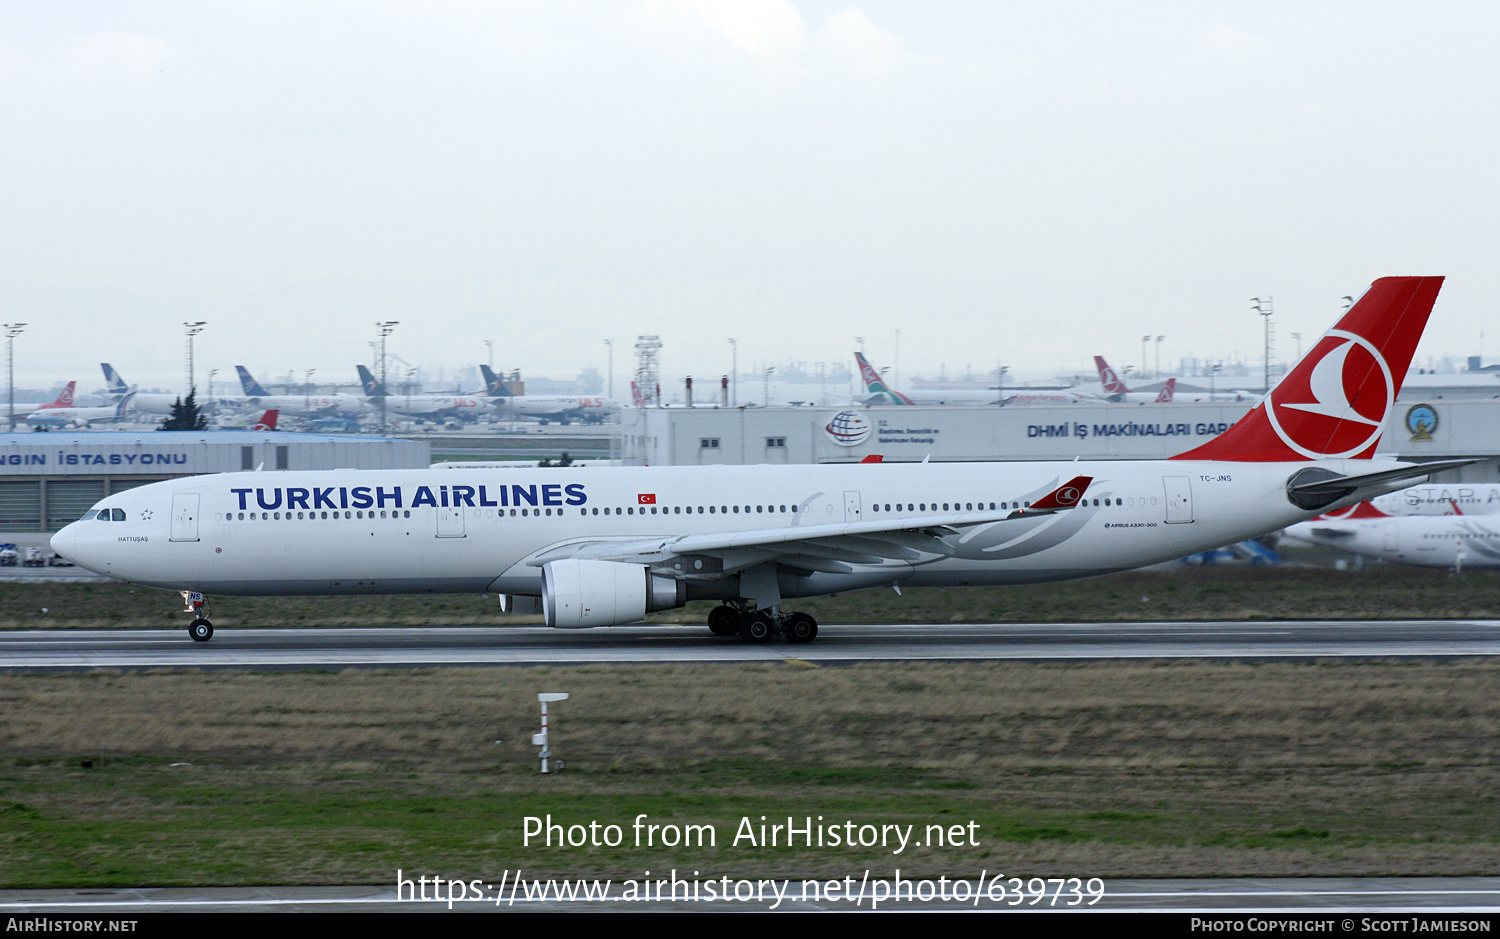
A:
[1265,329,1393,459]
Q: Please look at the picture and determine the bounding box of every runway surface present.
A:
[3,619,1500,669]
[1,878,1497,912]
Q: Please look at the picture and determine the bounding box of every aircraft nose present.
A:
[50,524,77,562]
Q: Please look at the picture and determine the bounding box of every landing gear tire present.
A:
[784,613,818,644]
[707,605,740,637]
[188,618,214,642]
[738,611,774,643]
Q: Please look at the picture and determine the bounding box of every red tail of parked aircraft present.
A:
[37,381,75,410]
[250,409,279,432]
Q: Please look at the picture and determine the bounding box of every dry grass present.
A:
[3,660,1500,883]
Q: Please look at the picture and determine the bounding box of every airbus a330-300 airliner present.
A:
[53,277,1464,644]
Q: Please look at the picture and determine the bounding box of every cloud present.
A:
[814,8,904,81]
[1191,19,1265,69]
[661,2,905,81]
[674,0,807,56]
[0,32,171,90]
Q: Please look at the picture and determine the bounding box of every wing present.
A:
[524,476,1094,581]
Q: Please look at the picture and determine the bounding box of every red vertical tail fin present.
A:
[1154,378,1176,403]
[1172,276,1443,461]
[41,382,75,409]
[1094,356,1130,396]
[1318,501,1392,520]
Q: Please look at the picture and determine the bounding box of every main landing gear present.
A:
[181,590,214,642]
[706,604,818,644]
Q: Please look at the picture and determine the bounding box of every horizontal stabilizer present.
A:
[1287,458,1478,510]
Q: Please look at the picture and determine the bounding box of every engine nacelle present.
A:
[542,559,686,628]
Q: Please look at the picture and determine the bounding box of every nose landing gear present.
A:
[181,590,214,642]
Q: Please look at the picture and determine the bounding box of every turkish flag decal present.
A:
[638,493,656,505]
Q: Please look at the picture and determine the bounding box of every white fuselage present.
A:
[233,394,366,419]
[899,389,1003,406]
[492,396,619,422]
[369,395,490,421]
[25,405,129,427]
[54,459,1388,602]
[1284,515,1500,568]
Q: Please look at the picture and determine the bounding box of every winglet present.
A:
[1026,475,1093,511]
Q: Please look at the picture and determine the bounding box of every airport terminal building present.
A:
[0,432,430,538]
[618,400,1500,482]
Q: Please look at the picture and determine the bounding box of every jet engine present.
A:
[542,559,686,628]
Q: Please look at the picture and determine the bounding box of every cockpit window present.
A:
[111,508,126,521]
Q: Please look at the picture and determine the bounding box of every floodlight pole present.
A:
[376,321,398,435]
[603,339,613,400]
[1251,297,1274,393]
[727,338,738,407]
[184,321,206,400]
[5,324,24,432]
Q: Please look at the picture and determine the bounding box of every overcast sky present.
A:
[1,1,1496,392]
